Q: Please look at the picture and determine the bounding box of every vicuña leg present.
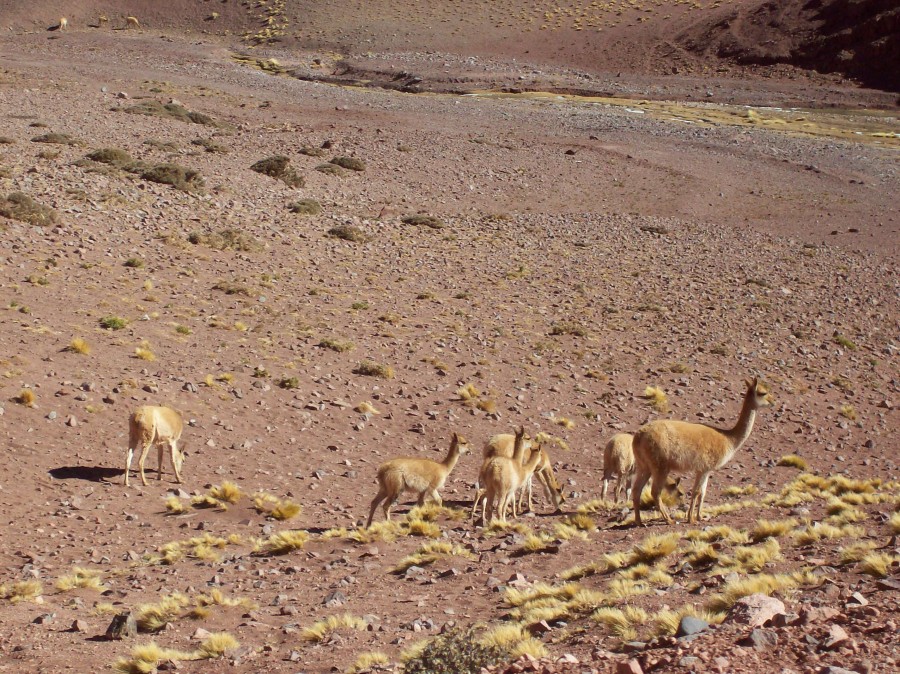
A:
[631,468,651,526]
[652,471,675,525]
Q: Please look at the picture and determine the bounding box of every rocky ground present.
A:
[0,5,898,674]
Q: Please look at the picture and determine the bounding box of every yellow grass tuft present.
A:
[890,511,900,534]
[349,519,405,543]
[682,540,720,567]
[605,578,653,600]
[194,588,255,610]
[642,386,669,413]
[651,605,726,637]
[713,538,782,574]
[685,524,750,545]
[479,623,548,658]
[793,522,864,546]
[456,383,480,401]
[476,398,498,414]
[629,532,680,565]
[617,563,674,586]
[190,494,228,510]
[253,492,302,520]
[112,642,198,674]
[562,513,596,532]
[504,582,580,607]
[750,518,797,543]
[346,651,390,674]
[254,530,309,555]
[0,580,43,603]
[208,481,242,504]
[777,455,808,470]
[859,552,897,578]
[838,542,877,566]
[164,496,187,515]
[300,614,368,642]
[355,401,380,415]
[135,593,191,632]
[56,567,105,592]
[576,498,616,514]
[393,541,474,572]
[14,388,36,407]
[405,518,441,538]
[591,605,649,640]
[195,632,239,658]
[553,416,575,429]
[134,346,156,361]
[705,572,819,613]
[484,520,533,537]
[67,337,91,355]
[723,484,758,498]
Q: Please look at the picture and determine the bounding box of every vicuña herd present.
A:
[124,378,771,527]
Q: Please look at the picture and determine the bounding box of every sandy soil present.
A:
[0,4,898,674]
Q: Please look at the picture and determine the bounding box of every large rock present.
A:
[676,616,709,638]
[727,594,786,627]
[616,659,644,674]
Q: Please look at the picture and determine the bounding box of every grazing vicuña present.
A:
[602,432,635,503]
[125,405,185,487]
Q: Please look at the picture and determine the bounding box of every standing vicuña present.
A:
[602,433,635,502]
[478,427,544,524]
[125,16,141,29]
[125,405,185,486]
[631,378,771,526]
[58,17,68,31]
[475,431,565,514]
[366,433,469,527]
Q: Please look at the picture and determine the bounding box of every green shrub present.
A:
[288,199,322,215]
[141,163,204,191]
[402,215,444,230]
[0,192,57,226]
[188,229,262,252]
[31,132,80,145]
[87,148,133,165]
[250,156,304,187]
[100,316,128,330]
[327,225,368,243]
[330,156,365,171]
[403,627,508,674]
[125,101,218,126]
[124,258,144,268]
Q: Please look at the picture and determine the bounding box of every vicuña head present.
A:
[366,432,469,527]
[631,377,771,526]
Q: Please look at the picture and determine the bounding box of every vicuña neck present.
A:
[512,434,527,463]
[725,390,757,451]
[442,439,461,468]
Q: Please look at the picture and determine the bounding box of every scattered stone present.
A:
[727,594,786,627]
[744,628,778,651]
[191,628,212,640]
[847,592,868,606]
[105,612,137,640]
[823,624,849,650]
[33,613,55,625]
[820,668,858,674]
[676,616,709,637]
[800,606,840,624]
[324,590,347,607]
[71,619,89,633]
[616,659,644,674]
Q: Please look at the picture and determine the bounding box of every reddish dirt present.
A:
[0,2,898,674]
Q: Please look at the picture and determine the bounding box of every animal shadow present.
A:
[49,466,124,482]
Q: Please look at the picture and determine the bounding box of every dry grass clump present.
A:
[793,521,863,546]
[859,552,897,578]
[100,315,128,330]
[402,214,445,229]
[684,525,750,545]
[0,580,43,603]
[56,567,104,592]
[642,385,670,413]
[300,614,368,642]
[112,642,197,673]
[253,492,302,521]
[87,147,134,165]
[890,511,900,534]
[330,156,366,171]
[479,623,547,658]
[188,228,262,252]
[457,383,480,401]
[250,155,304,187]
[705,571,819,613]
[135,593,191,632]
[211,280,251,296]
[629,532,680,565]
[838,542,877,566]
[355,401,380,415]
[125,100,218,126]
[393,541,475,572]
[299,146,327,157]
[549,321,589,337]
[191,138,228,153]
[346,652,390,674]
[134,345,156,361]
[0,192,57,226]
[208,481,243,504]
[591,605,650,641]
[319,337,355,352]
[652,605,726,637]
[194,632,239,658]
[253,530,309,555]
[723,484,759,498]
[32,132,80,145]
[777,454,809,470]
[141,163,204,192]
[713,538,782,574]
[327,224,369,242]
[289,199,322,215]
[164,495,187,514]
[13,388,36,407]
[354,360,394,379]
[682,540,720,568]
[316,162,347,176]
[750,518,797,543]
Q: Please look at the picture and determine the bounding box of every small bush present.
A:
[87,148,133,165]
[125,101,218,126]
[100,316,128,330]
[277,377,300,390]
[31,132,80,145]
[550,321,588,337]
[315,162,346,176]
[134,346,156,361]
[141,163,204,191]
[299,146,327,157]
[330,156,365,171]
[402,214,444,229]
[0,136,14,144]
[175,325,191,335]
[327,224,368,243]
[288,199,322,215]
[250,155,304,187]
[14,389,36,407]
[777,455,808,470]
[212,280,251,296]
[833,333,857,350]
[354,360,395,379]
[643,386,670,413]
[191,138,228,153]
[319,338,354,352]
[124,258,144,268]
[403,626,508,674]
[67,337,90,355]
[189,228,262,252]
[0,192,57,226]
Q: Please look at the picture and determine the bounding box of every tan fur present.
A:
[476,432,565,513]
[602,433,635,502]
[125,406,185,487]
[98,15,108,26]
[632,378,771,526]
[125,16,140,29]
[366,433,469,527]
[478,428,544,524]
[58,17,68,31]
